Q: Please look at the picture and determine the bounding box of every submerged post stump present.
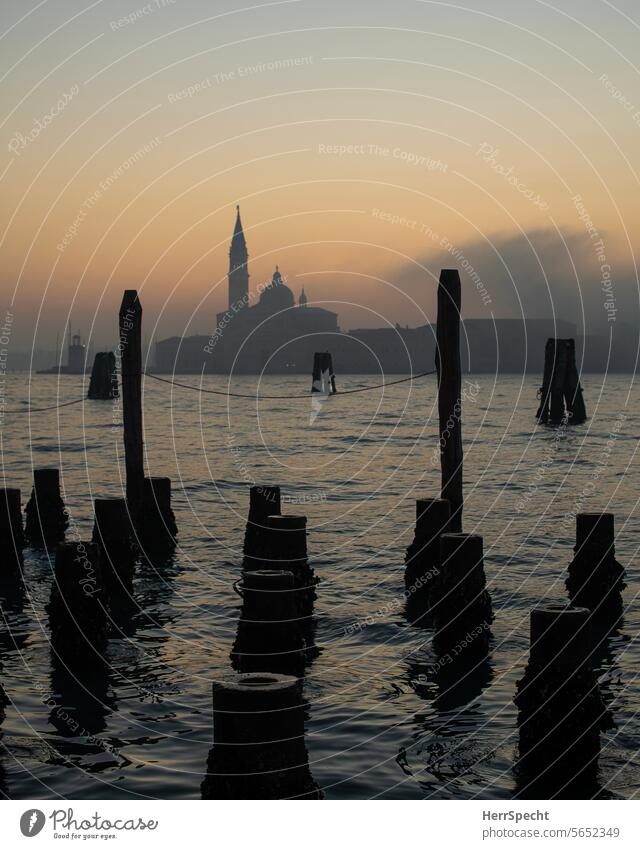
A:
[243,485,281,567]
[311,351,336,394]
[404,498,451,592]
[138,477,177,551]
[266,514,317,614]
[25,469,68,547]
[514,605,611,795]
[231,570,307,675]
[87,351,119,400]
[1,488,25,572]
[201,673,322,799]
[566,513,625,620]
[436,269,463,531]
[431,533,492,657]
[48,542,107,668]
[536,338,586,425]
[92,498,136,599]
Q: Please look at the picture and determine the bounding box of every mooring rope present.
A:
[3,397,87,414]
[2,370,437,414]
[144,370,437,399]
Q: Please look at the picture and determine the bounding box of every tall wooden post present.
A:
[435,269,463,531]
[119,290,144,512]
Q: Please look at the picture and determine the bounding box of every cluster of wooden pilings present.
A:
[403,497,626,795]
[203,484,321,799]
[0,291,178,695]
[536,338,587,425]
[401,269,623,796]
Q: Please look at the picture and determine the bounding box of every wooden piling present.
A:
[1,488,25,571]
[138,476,177,550]
[119,290,144,512]
[514,605,611,795]
[536,338,586,425]
[311,352,336,394]
[48,541,108,668]
[564,340,587,423]
[24,468,68,546]
[231,569,306,674]
[201,673,322,799]
[265,513,318,644]
[566,513,625,619]
[87,351,119,400]
[92,498,136,598]
[243,485,281,567]
[404,497,451,591]
[435,269,463,531]
[431,532,492,656]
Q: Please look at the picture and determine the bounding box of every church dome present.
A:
[259,266,295,312]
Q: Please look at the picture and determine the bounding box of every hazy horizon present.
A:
[1,0,638,350]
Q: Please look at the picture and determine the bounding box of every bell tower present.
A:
[228,205,249,309]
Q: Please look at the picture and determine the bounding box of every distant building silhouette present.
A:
[152,209,611,375]
[157,207,339,374]
[37,330,88,374]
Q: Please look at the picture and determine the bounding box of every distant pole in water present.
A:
[119,291,145,512]
[435,269,463,531]
[536,338,586,425]
[87,352,119,400]
[311,351,336,394]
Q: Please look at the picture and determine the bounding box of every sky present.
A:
[1,0,639,351]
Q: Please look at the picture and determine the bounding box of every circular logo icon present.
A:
[20,810,45,838]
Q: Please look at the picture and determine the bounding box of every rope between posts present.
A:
[2,370,437,413]
[3,397,86,414]
[144,370,437,399]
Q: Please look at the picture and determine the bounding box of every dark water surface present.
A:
[1,372,639,799]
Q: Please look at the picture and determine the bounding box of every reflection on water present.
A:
[0,373,639,798]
